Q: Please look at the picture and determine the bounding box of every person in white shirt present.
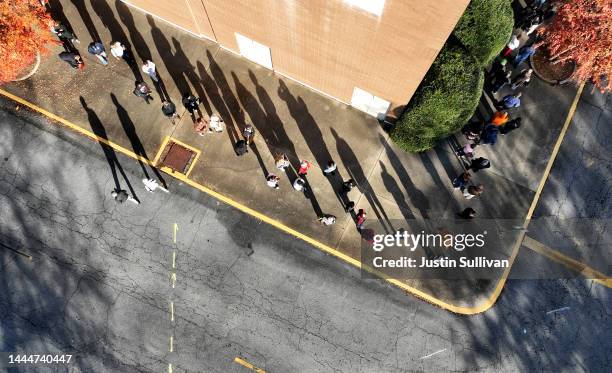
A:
[293,178,306,192]
[208,114,224,133]
[141,60,158,82]
[110,41,135,65]
[323,160,337,176]
[266,174,280,189]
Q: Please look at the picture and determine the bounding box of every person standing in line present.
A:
[87,41,108,65]
[456,143,477,159]
[318,215,337,226]
[355,209,367,230]
[208,114,224,133]
[243,125,255,144]
[513,45,536,67]
[298,160,312,176]
[341,179,356,193]
[500,117,522,135]
[133,81,153,104]
[143,178,169,193]
[468,157,491,172]
[501,34,519,57]
[458,208,476,219]
[344,201,355,213]
[161,101,179,125]
[323,160,337,176]
[275,153,290,171]
[490,111,509,126]
[141,60,158,82]
[111,189,139,205]
[511,69,533,90]
[452,172,471,191]
[463,185,484,200]
[492,70,512,94]
[488,58,507,81]
[58,51,84,70]
[110,41,135,65]
[193,117,208,136]
[500,92,522,109]
[266,174,280,189]
[182,93,202,119]
[50,21,79,47]
[293,177,307,192]
[480,124,500,145]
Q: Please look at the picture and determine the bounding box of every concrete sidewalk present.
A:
[1,0,578,310]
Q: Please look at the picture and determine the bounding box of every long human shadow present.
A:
[231,71,298,180]
[276,79,355,213]
[331,129,394,233]
[69,0,101,42]
[47,0,79,52]
[89,0,142,81]
[115,0,151,61]
[204,51,243,143]
[79,96,137,199]
[379,161,416,222]
[379,135,431,219]
[110,93,167,188]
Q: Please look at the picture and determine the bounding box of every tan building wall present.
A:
[121,0,469,116]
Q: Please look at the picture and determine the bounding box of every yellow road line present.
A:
[170,301,175,321]
[173,223,178,244]
[234,357,266,372]
[172,251,176,269]
[168,363,172,373]
[523,236,611,288]
[169,335,174,352]
[0,85,586,315]
[479,81,586,313]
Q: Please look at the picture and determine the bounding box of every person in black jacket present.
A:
[161,101,179,124]
[468,157,491,172]
[182,93,202,119]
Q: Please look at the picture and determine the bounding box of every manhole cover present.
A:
[159,140,197,174]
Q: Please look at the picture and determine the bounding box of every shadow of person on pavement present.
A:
[204,51,243,144]
[231,71,298,180]
[379,161,416,222]
[89,0,143,81]
[69,0,101,42]
[79,96,138,200]
[379,135,432,219]
[276,78,355,213]
[110,93,167,188]
[331,128,393,233]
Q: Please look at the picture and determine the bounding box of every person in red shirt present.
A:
[298,160,312,176]
[356,209,367,230]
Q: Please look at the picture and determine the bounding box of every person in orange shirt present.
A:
[490,111,509,126]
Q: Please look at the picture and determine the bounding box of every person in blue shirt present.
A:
[513,45,536,67]
[501,92,522,109]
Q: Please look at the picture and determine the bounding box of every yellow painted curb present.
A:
[523,236,611,288]
[0,84,586,315]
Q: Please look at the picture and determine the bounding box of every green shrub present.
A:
[390,46,483,153]
[453,0,514,65]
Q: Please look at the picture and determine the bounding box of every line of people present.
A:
[451,1,550,219]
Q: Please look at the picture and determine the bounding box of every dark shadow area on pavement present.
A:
[79,96,138,199]
[110,93,167,187]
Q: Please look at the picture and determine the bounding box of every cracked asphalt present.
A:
[0,94,610,372]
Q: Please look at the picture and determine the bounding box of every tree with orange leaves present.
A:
[0,0,57,84]
[537,0,612,91]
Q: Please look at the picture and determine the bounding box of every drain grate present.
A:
[158,140,197,175]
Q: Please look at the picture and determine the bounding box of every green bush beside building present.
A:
[391,0,514,153]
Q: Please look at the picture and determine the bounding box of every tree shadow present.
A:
[110,93,167,188]
[331,128,393,232]
[79,96,137,199]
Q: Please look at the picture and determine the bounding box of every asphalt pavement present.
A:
[1,93,610,372]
